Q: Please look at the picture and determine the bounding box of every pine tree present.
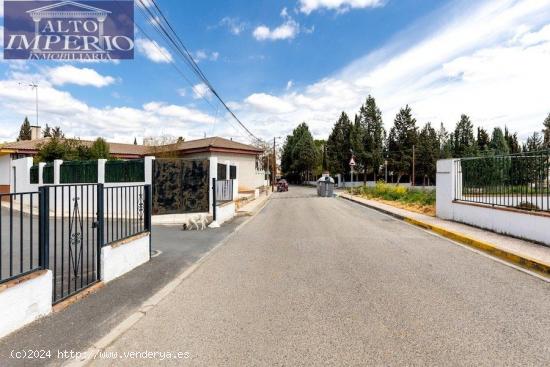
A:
[134,137,138,145]
[280,123,318,182]
[476,127,490,152]
[326,112,353,177]
[437,123,452,159]
[452,114,477,157]
[489,127,509,155]
[387,105,417,183]
[525,132,543,152]
[504,127,521,154]
[43,124,52,138]
[358,95,385,181]
[417,123,439,185]
[17,117,32,141]
[543,113,550,148]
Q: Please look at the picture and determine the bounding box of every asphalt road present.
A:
[92,186,550,366]
[0,217,246,367]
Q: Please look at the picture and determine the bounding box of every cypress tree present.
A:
[18,117,32,141]
[387,105,417,183]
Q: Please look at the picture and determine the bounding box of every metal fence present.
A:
[42,184,100,303]
[60,160,98,184]
[216,179,233,203]
[0,183,152,305]
[455,150,550,212]
[43,163,54,184]
[0,192,41,284]
[105,159,145,183]
[104,185,150,244]
[30,165,39,184]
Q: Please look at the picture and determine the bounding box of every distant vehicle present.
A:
[277,179,289,192]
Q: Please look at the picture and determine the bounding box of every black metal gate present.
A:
[40,184,102,304]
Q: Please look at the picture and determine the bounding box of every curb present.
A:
[63,194,272,367]
[339,194,550,277]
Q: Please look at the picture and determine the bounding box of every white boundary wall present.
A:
[437,159,550,245]
[0,270,52,338]
[101,234,150,283]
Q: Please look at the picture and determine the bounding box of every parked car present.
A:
[277,179,289,192]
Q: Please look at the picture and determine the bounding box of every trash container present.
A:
[317,175,335,197]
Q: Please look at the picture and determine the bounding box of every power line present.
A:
[137,0,262,144]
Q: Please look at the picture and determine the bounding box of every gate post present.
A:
[96,184,104,280]
[38,186,50,269]
[144,184,152,258]
[212,178,217,221]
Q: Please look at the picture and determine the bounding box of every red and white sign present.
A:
[349,157,356,167]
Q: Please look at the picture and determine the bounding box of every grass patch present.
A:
[349,182,436,215]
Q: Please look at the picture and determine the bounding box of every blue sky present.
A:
[1,0,550,145]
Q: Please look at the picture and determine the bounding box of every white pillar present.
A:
[38,162,46,186]
[143,156,155,185]
[97,159,107,184]
[436,159,456,220]
[208,157,218,215]
[225,160,230,180]
[53,160,63,185]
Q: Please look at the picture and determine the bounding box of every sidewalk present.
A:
[0,218,247,367]
[237,189,272,217]
[339,192,550,276]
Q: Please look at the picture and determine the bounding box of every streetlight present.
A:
[19,82,39,126]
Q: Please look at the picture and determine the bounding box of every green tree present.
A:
[525,132,543,152]
[476,127,490,152]
[452,114,477,157]
[543,113,550,148]
[437,123,453,159]
[416,123,439,185]
[280,123,318,182]
[504,127,521,154]
[89,138,111,159]
[43,124,52,138]
[358,95,386,181]
[326,112,353,177]
[489,127,509,155]
[18,117,32,141]
[387,105,417,183]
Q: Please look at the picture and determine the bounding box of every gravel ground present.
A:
[91,186,550,366]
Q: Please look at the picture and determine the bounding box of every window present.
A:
[217,163,227,180]
[230,166,237,179]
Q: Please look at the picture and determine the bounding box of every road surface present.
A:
[91,186,550,366]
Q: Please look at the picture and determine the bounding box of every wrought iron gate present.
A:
[41,184,102,304]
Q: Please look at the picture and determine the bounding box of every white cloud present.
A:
[47,65,116,88]
[217,17,247,35]
[0,76,219,143]
[177,88,186,97]
[193,50,220,63]
[236,0,550,141]
[286,80,294,90]
[135,38,173,63]
[253,19,300,41]
[299,0,385,14]
[192,83,212,100]
[245,93,296,114]
[0,0,3,18]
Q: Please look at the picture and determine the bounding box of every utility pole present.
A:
[412,145,416,186]
[272,137,276,191]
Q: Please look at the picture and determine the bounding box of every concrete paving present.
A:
[87,186,550,366]
[0,217,246,367]
[339,191,550,265]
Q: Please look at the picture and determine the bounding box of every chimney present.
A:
[30,126,42,140]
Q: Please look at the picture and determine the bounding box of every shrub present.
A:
[350,181,436,206]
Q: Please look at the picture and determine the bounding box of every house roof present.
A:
[0,138,150,157]
[0,136,263,158]
[159,137,263,155]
